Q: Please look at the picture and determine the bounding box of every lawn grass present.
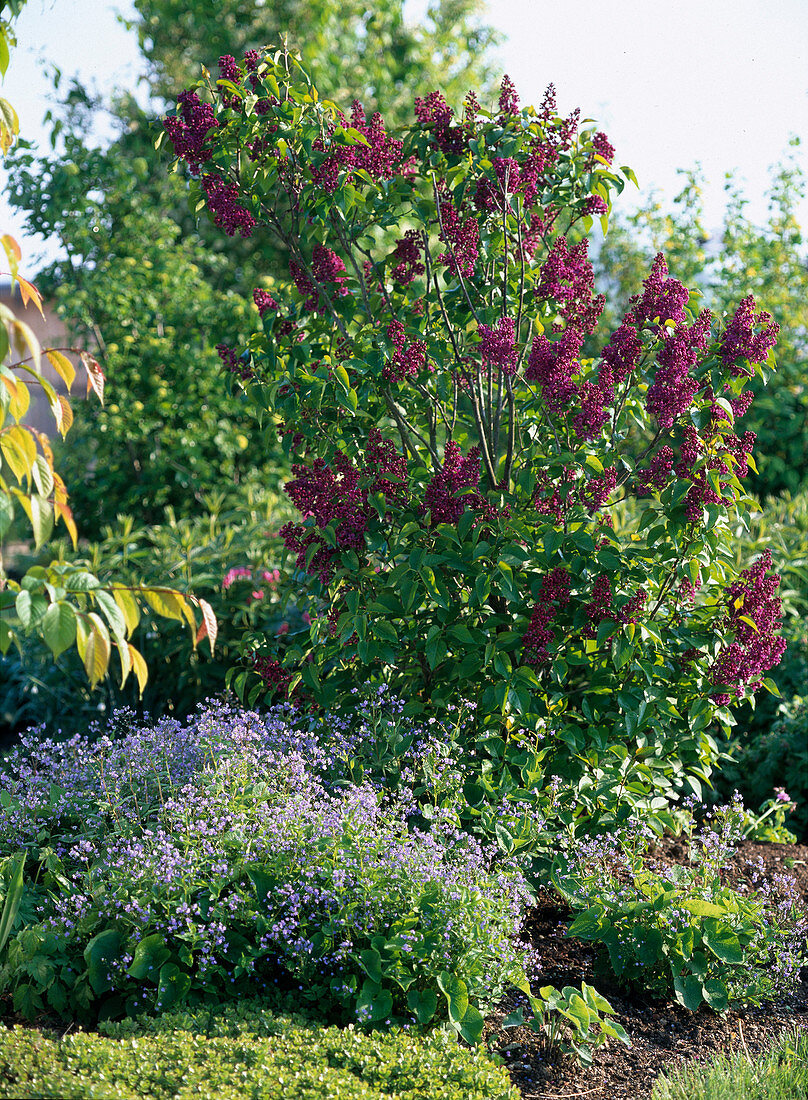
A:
[651,1026,808,1100]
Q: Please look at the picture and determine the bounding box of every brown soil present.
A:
[489,839,808,1099]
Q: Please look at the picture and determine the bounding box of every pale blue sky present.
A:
[2,0,807,268]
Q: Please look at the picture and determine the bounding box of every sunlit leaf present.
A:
[45,349,76,391]
[80,350,104,404]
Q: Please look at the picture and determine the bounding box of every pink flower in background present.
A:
[277,622,290,635]
[249,590,265,603]
[262,569,281,587]
[302,612,312,625]
[223,567,252,590]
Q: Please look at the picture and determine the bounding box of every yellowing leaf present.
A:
[143,587,189,624]
[81,351,105,404]
[0,96,19,154]
[0,424,36,484]
[46,349,76,392]
[6,375,29,421]
[193,596,218,655]
[10,317,40,370]
[32,454,54,498]
[0,235,21,274]
[55,394,74,436]
[16,276,43,316]
[54,500,78,549]
[118,638,132,688]
[112,586,141,634]
[128,643,148,696]
[83,613,111,688]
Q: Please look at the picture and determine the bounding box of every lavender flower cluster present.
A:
[0,698,534,1027]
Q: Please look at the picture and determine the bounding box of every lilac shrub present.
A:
[165,50,786,836]
[0,703,533,1038]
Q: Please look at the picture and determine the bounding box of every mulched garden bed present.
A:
[2,836,806,1099]
[488,839,808,1099]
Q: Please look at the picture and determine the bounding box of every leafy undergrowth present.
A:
[0,999,518,1099]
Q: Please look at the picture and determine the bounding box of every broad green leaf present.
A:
[127,934,171,981]
[458,1003,485,1045]
[356,979,392,1023]
[41,601,77,659]
[437,971,469,1026]
[28,493,53,548]
[358,947,383,984]
[673,973,704,1011]
[702,924,744,964]
[681,897,727,918]
[406,987,438,1025]
[156,962,191,1010]
[83,929,121,995]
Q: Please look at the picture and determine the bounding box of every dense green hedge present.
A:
[0,1001,519,1100]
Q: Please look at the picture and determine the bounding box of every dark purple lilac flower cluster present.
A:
[216,342,253,381]
[200,174,255,238]
[389,230,425,286]
[253,289,279,317]
[383,319,427,382]
[498,75,520,117]
[163,90,218,173]
[436,187,480,278]
[478,317,518,376]
[645,315,710,429]
[598,311,642,392]
[592,131,615,165]
[720,295,780,372]
[281,438,410,582]
[289,245,350,313]
[312,101,408,194]
[534,237,604,333]
[634,253,690,328]
[0,700,533,1027]
[423,441,489,526]
[414,91,465,156]
[709,549,786,706]
[522,568,571,666]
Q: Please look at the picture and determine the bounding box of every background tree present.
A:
[8,0,500,538]
[0,3,215,707]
